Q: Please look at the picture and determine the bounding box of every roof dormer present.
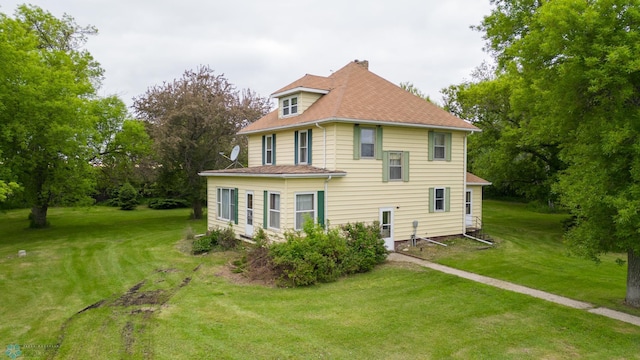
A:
[272,86,329,119]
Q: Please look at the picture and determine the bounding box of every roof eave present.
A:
[271,87,330,98]
[467,181,493,186]
[238,117,481,135]
[198,171,347,179]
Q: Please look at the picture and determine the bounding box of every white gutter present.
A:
[315,122,326,169]
[239,118,481,135]
[198,172,346,179]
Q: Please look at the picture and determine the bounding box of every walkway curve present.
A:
[388,252,640,327]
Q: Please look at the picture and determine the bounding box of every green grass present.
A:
[1,204,640,359]
[433,200,638,316]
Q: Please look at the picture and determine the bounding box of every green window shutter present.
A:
[317,190,325,228]
[382,151,389,182]
[403,152,410,182]
[234,188,239,225]
[263,191,268,228]
[294,131,299,164]
[353,125,361,160]
[446,133,452,162]
[429,187,435,213]
[428,131,434,161]
[272,134,276,165]
[375,126,383,160]
[262,135,266,165]
[307,128,313,165]
[445,187,451,212]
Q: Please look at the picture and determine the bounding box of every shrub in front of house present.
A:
[267,219,387,287]
[192,225,238,254]
[341,221,388,274]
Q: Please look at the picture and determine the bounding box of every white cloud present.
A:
[1,0,493,107]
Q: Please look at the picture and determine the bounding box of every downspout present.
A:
[463,132,468,235]
[315,122,326,169]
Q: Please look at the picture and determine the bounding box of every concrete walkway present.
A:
[388,252,640,327]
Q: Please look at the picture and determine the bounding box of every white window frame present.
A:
[434,187,446,212]
[298,130,308,164]
[294,192,315,230]
[265,134,274,165]
[360,127,376,158]
[268,192,280,230]
[282,96,298,116]
[217,187,236,222]
[434,133,446,160]
[388,151,403,181]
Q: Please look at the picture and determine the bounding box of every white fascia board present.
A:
[271,87,330,98]
[198,172,347,179]
[238,117,481,135]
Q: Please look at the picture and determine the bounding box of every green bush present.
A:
[270,220,347,287]
[341,221,388,274]
[192,235,213,254]
[148,198,190,210]
[191,225,238,254]
[118,182,139,210]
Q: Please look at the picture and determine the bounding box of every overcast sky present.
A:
[2,1,494,109]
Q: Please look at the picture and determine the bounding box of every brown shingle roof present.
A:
[199,165,347,178]
[467,172,492,185]
[240,61,479,134]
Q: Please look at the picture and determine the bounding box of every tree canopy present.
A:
[0,5,140,226]
[472,0,640,306]
[133,65,271,219]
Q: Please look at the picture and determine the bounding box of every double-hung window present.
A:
[429,187,450,213]
[389,152,403,180]
[353,125,382,160]
[269,192,280,229]
[382,151,410,182]
[263,134,275,165]
[295,193,315,230]
[429,131,451,161]
[282,96,298,116]
[217,187,237,223]
[360,128,375,158]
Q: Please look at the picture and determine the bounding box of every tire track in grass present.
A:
[52,264,201,359]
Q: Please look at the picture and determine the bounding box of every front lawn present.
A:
[1,204,639,359]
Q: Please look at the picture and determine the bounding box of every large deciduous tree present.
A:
[0,5,103,227]
[442,63,564,203]
[478,0,640,306]
[133,66,270,219]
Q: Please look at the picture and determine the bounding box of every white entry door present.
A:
[379,207,394,251]
[465,190,473,227]
[245,191,254,237]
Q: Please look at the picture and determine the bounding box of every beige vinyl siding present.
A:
[298,92,323,115]
[468,185,484,227]
[327,124,466,240]
[206,176,326,241]
[248,135,262,167]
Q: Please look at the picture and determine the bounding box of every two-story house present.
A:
[199,60,490,250]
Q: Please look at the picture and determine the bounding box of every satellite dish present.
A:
[230,145,240,162]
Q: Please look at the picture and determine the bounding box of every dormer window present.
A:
[282,96,298,116]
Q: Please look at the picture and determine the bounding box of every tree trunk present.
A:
[30,204,49,228]
[626,249,640,308]
[191,199,203,220]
